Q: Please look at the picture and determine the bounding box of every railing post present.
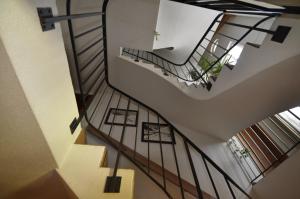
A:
[202,156,220,199]
[183,139,203,199]
[135,50,140,62]
[171,128,185,199]
[225,177,236,199]
[104,98,131,193]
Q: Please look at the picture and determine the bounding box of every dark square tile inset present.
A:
[105,108,138,127]
[141,122,175,144]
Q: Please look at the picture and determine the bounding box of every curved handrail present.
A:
[150,12,224,67]
[122,11,279,89]
[64,0,266,198]
[122,48,203,83]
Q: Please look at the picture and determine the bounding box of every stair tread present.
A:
[58,144,135,199]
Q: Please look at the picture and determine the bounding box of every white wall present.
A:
[219,14,275,45]
[111,14,300,141]
[213,16,300,97]
[106,0,160,87]
[0,0,81,167]
[107,0,159,52]
[252,148,300,199]
[114,51,300,141]
[153,0,221,63]
[202,14,275,68]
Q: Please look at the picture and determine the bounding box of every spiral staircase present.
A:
[2,0,298,198]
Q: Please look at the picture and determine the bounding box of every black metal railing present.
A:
[227,109,300,184]
[85,84,252,198]
[65,1,252,198]
[36,0,295,198]
[170,0,298,14]
[121,10,294,90]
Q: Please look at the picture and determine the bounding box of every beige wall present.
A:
[8,170,78,199]
[0,0,81,166]
[0,0,82,197]
[252,148,300,199]
[0,38,57,198]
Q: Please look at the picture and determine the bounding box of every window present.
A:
[225,41,243,66]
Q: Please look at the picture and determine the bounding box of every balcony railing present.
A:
[121,10,294,90]
[227,107,300,184]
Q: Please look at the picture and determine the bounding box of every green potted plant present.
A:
[189,70,200,81]
[240,148,250,158]
[198,54,230,79]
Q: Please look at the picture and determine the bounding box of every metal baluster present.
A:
[157,116,167,189]
[89,84,108,120]
[259,121,290,150]
[80,49,104,72]
[288,109,300,121]
[147,110,150,173]
[135,50,140,62]
[227,139,254,182]
[183,139,203,199]
[225,177,236,199]
[269,117,298,143]
[202,156,220,199]
[98,89,115,130]
[239,132,267,170]
[232,137,258,180]
[133,103,139,160]
[108,93,122,136]
[77,37,103,56]
[171,129,185,199]
[83,72,105,100]
[74,25,103,39]
[105,98,131,192]
[82,60,105,85]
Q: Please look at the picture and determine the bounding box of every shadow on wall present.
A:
[7,170,78,199]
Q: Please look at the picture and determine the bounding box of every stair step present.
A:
[57,144,135,199]
[87,126,214,199]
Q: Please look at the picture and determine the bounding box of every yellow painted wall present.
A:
[0,38,57,198]
[0,1,135,198]
[0,0,81,167]
[0,0,83,197]
[58,144,135,199]
[8,170,78,199]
